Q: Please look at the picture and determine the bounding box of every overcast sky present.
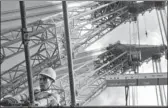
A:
[86,6,167,51]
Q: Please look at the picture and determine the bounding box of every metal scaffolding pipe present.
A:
[62,1,76,106]
[19,1,35,105]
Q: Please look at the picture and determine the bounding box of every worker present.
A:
[33,67,61,106]
[1,67,61,106]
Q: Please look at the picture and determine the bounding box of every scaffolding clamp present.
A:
[21,28,30,45]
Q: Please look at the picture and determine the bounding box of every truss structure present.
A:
[106,72,167,87]
[1,1,167,106]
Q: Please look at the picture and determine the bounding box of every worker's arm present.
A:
[35,93,60,106]
[2,89,40,104]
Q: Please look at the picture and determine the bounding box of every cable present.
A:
[159,10,167,40]
[132,87,135,106]
[163,9,167,21]
[132,22,136,45]
[152,60,159,106]
[155,86,160,106]
[125,86,129,106]
[128,87,130,106]
[164,7,168,20]
[129,21,133,65]
[143,14,148,37]
[156,9,167,46]
[158,61,167,105]
[132,68,138,106]
[155,61,164,106]
[129,17,140,105]
[136,17,140,49]
[134,87,136,106]
[128,71,131,106]
[135,68,138,105]
[136,17,140,105]
[135,17,140,77]
[129,22,132,51]
[132,22,137,52]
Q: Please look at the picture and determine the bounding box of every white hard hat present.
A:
[39,67,56,82]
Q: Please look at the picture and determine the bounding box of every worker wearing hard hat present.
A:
[1,67,61,106]
[39,67,56,91]
[34,67,61,106]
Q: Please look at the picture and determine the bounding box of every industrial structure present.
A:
[0,1,167,107]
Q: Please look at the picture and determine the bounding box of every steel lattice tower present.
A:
[1,1,167,106]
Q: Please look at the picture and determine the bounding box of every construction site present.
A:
[0,1,167,107]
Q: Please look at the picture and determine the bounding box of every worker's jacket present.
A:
[2,89,60,106]
[33,89,60,106]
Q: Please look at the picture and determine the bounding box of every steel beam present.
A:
[62,1,76,106]
[1,2,96,63]
[1,52,60,97]
[1,1,99,96]
[1,47,103,97]
[73,10,128,50]
[19,1,34,105]
[106,73,167,87]
[80,82,107,106]
[75,51,129,105]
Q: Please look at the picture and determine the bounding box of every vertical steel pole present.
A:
[19,1,35,105]
[62,1,76,106]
